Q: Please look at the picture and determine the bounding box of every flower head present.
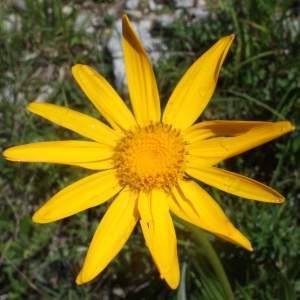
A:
[3,15,294,289]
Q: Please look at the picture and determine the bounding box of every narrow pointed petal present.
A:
[3,141,112,167]
[138,191,152,223]
[186,155,221,169]
[187,167,284,203]
[168,181,252,251]
[72,64,137,132]
[73,160,113,170]
[183,121,269,143]
[189,121,295,164]
[28,102,122,146]
[32,170,122,223]
[163,35,234,130]
[122,15,161,125]
[76,187,139,284]
[139,190,180,289]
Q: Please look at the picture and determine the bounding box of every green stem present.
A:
[174,216,235,300]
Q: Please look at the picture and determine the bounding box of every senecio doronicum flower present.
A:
[3,15,295,289]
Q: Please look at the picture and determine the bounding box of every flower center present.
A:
[113,123,187,193]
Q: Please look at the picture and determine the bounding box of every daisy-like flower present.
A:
[3,15,294,289]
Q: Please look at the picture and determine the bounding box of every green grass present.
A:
[1,0,299,299]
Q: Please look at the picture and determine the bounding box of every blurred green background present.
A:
[0,0,299,299]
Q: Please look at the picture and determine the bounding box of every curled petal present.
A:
[122,15,160,125]
[187,167,284,203]
[169,180,252,251]
[72,64,137,132]
[76,187,139,284]
[189,121,295,164]
[183,120,269,143]
[32,170,122,223]
[28,102,122,146]
[163,35,234,130]
[139,190,180,289]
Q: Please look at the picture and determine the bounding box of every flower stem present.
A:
[174,216,235,300]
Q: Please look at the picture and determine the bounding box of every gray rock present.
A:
[174,0,194,8]
[107,19,123,59]
[58,66,66,82]
[13,0,27,10]
[126,0,140,10]
[74,11,94,35]
[21,52,38,62]
[189,7,209,19]
[112,58,127,92]
[156,14,174,27]
[3,14,22,32]
[62,5,73,17]
[124,9,143,19]
[149,0,163,11]
[139,19,153,32]
[90,14,103,27]
[112,287,125,298]
[35,85,56,103]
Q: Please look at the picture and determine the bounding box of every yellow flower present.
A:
[3,15,294,289]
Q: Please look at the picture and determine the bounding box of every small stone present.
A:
[13,0,26,10]
[149,0,163,11]
[21,52,38,62]
[107,6,117,18]
[96,44,103,52]
[3,14,22,32]
[107,19,123,58]
[43,64,56,81]
[35,85,56,103]
[112,287,125,298]
[124,9,143,19]
[58,66,66,82]
[112,58,127,93]
[74,11,93,35]
[62,5,73,17]
[91,14,103,27]
[174,0,194,8]
[126,0,140,10]
[139,19,153,32]
[189,7,209,19]
[174,9,184,19]
[156,14,174,27]
[0,87,13,103]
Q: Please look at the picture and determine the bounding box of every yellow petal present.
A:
[186,155,222,169]
[76,187,139,284]
[139,189,180,289]
[72,64,137,132]
[138,191,152,223]
[72,160,113,170]
[163,35,234,130]
[32,170,122,223]
[122,15,161,126]
[187,166,284,203]
[183,120,269,143]
[139,193,158,271]
[169,180,252,251]
[189,121,295,164]
[28,102,122,146]
[3,141,112,167]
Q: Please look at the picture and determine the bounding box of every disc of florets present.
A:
[113,123,187,193]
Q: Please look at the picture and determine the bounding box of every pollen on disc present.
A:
[112,124,187,192]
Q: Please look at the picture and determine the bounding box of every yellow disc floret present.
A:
[113,123,187,193]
